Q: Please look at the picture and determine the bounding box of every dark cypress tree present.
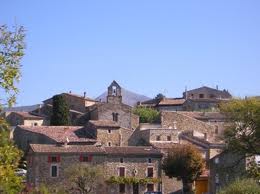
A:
[50,95,70,125]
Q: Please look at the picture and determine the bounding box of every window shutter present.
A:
[79,154,83,162]
[57,155,61,162]
[88,155,93,162]
[48,156,51,163]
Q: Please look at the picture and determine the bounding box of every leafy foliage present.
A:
[162,144,205,194]
[134,107,160,123]
[220,98,260,156]
[0,25,25,108]
[65,164,104,194]
[106,176,161,185]
[0,120,24,193]
[217,179,260,194]
[155,93,165,101]
[50,95,70,125]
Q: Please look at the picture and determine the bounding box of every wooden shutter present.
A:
[48,156,51,163]
[88,155,93,162]
[57,155,61,162]
[79,154,83,162]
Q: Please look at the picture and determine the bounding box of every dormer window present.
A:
[112,86,117,96]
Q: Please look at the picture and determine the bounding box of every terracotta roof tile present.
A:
[30,144,105,153]
[88,120,120,128]
[158,98,186,106]
[29,144,162,157]
[17,125,96,143]
[12,112,44,120]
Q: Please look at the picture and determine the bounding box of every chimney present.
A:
[83,92,86,99]
[185,86,188,100]
[216,85,219,90]
[69,90,72,93]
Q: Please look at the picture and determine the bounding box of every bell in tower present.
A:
[107,80,122,104]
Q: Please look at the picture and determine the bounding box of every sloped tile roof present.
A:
[17,125,96,143]
[158,98,186,106]
[88,120,120,128]
[12,112,44,120]
[104,146,162,156]
[30,144,105,153]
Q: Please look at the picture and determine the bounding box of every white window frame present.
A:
[50,164,59,178]
[118,166,126,177]
[146,167,154,178]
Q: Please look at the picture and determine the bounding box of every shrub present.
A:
[218,179,260,194]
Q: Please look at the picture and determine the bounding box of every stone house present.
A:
[85,81,139,129]
[183,86,232,100]
[209,151,246,194]
[182,86,232,111]
[27,144,163,194]
[13,125,97,153]
[4,111,45,127]
[85,120,122,147]
[138,98,185,111]
[43,92,97,113]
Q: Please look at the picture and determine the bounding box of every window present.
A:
[108,129,111,134]
[108,142,112,146]
[199,94,204,98]
[119,167,125,177]
[119,184,125,193]
[79,154,92,162]
[120,158,124,163]
[48,155,60,163]
[147,167,153,178]
[112,112,119,122]
[148,158,152,163]
[167,136,171,141]
[50,165,58,177]
[215,125,219,134]
[147,184,154,192]
[156,136,161,141]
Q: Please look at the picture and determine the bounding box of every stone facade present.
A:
[43,92,96,113]
[161,111,216,139]
[4,112,45,127]
[27,144,162,194]
[86,120,122,147]
[87,81,139,129]
[209,151,246,194]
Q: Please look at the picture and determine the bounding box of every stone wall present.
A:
[13,127,56,152]
[209,152,246,194]
[120,127,134,146]
[27,152,162,194]
[97,103,133,129]
[96,128,121,146]
[161,111,215,137]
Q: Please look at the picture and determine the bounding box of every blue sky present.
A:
[2,0,260,105]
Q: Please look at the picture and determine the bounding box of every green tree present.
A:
[0,119,24,193]
[65,164,105,194]
[133,107,160,123]
[0,24,25,194]
[50,94,70,125]
[0,25,25,108]
[155,93,165,102]
[220,98,260,156]
[162,144,205,194]
[217,179,260,194]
